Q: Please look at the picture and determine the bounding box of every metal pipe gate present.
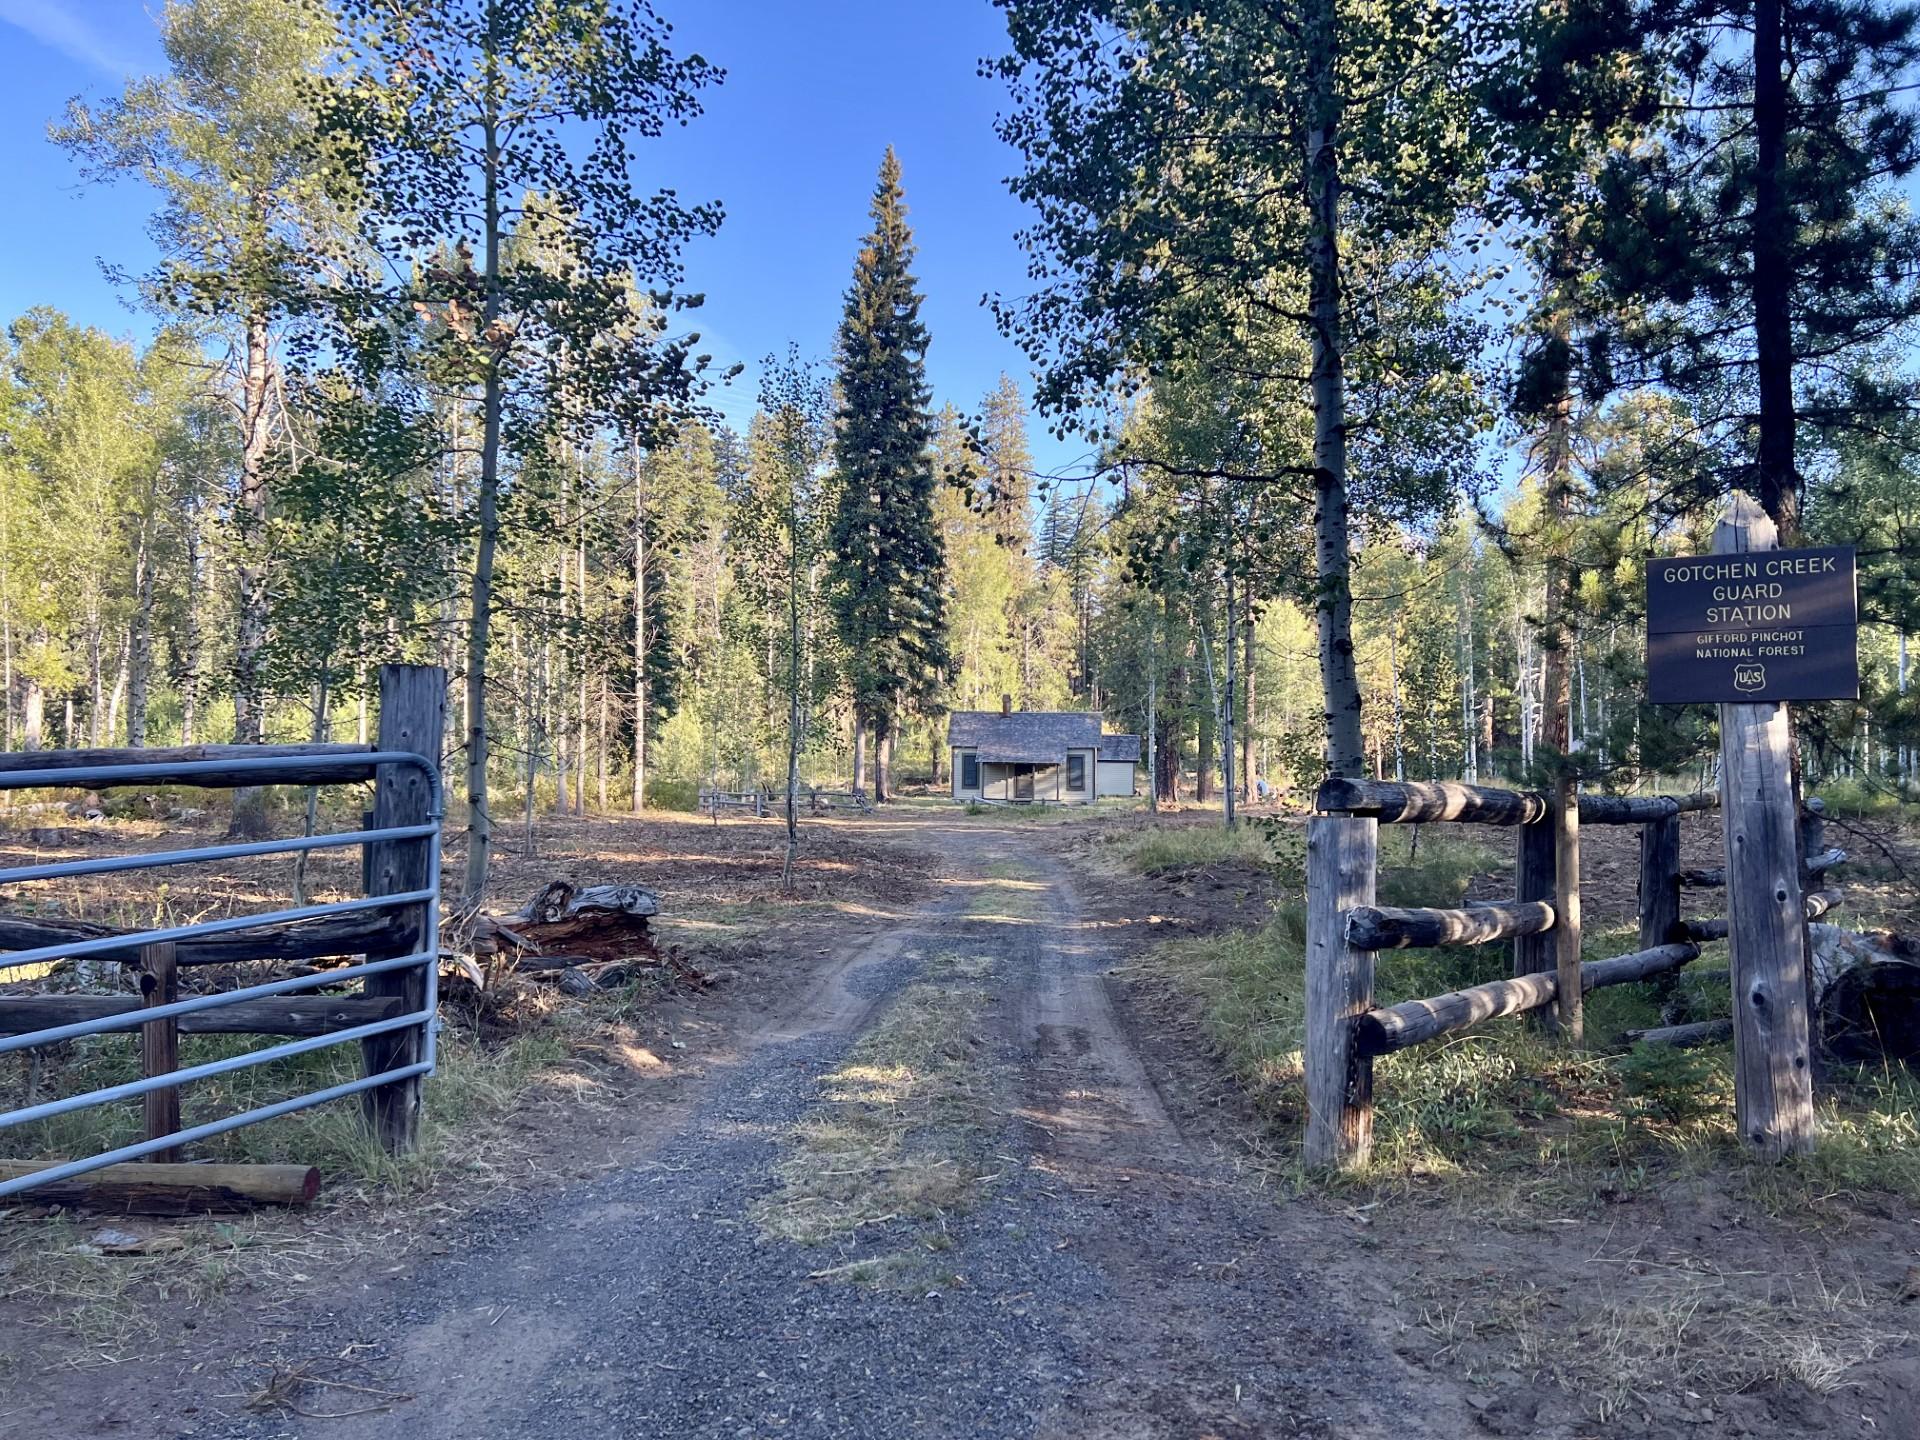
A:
[0,720,444,1199]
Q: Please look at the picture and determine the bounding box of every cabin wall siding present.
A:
[1096,759,1137,798]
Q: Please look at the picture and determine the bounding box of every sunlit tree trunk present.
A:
[230,300,274,837]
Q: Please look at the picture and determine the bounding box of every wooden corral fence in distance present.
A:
[1305,777,1836,1169]
[698,787,767,819]
[805,787,873,816]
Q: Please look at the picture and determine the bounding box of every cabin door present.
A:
[1014,766,1035,802]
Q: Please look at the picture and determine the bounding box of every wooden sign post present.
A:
[1706,495,1818,1156]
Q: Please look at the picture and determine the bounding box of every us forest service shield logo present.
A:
[1734,663,1766,693]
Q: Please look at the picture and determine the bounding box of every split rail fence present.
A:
[1305,775,1834,1169]
[698,786,874,819]
[0,664,446,1201]
[698,788,767,819]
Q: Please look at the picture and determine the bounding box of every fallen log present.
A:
[0,1159,321,1213]
[500,952,598,974]
[0,994,404,1039]
[1813,924,1920,1065]
[0,743,376,790]
[0,910,413,969]
[1626,1019,1735,1048]
[1345,900,1555,950]
[1353,941,1701,1055]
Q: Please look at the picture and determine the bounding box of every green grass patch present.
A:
[1136,858,1920,1210]
[1112,822,1274,874]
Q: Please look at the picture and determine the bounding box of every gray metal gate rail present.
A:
[0,675,445,1200]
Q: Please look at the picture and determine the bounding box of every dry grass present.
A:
[753,977,999,1249]
[0,1212,344,1359]
[751,860,1024,1274]
[1412,1255,1912,1426]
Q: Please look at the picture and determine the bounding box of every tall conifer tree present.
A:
[828,149,949,802]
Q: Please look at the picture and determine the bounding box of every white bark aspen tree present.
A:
[1304,0,1364,776]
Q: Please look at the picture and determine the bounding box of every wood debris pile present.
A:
[467,880,705,995]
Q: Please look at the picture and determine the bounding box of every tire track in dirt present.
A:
[194,814,1465,1440]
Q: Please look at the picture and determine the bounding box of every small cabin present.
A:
[948,702,1141,805]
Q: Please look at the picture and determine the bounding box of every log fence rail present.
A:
[1306,773,1841,1169]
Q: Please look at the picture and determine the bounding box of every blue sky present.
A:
[0,0,1089,476]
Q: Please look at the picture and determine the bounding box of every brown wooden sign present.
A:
[1647,545,1858,704]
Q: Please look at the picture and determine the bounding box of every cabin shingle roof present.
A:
[947,711,1141,766]
[948,710,1100,763]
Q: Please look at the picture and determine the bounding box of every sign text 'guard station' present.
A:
[1646,544,1859,704]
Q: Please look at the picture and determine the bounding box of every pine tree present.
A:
[978,374,1034,553]
[1595,0,1920,535]
[827,149,950,802]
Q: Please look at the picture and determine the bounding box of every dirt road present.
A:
[206,814,1450,1437]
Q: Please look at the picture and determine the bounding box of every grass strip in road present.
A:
[753,968,1002,1253]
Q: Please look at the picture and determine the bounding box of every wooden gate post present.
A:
[360,664,446,1155]
[1639,813,1682,956]
[140,941,180,1162]
[1305,814,1378,1169]
[1514,814,1554,986]
[1713,496,1815,1157]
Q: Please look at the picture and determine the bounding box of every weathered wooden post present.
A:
[1639,814,1682,954]
[360,663,446,1155]
[1305,813,1378,1169]
[1712,497,1816,1156]
[140,941,180,1162]
[1514,811,1554,988]
[1551,783,1583,1040]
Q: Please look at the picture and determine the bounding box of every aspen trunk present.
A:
[229,302,274,838]
[632,440,648,813]
[462,115,505,903]
[127,531,155,747]
[1304,0,1363,777]
[1242,581,1257,801]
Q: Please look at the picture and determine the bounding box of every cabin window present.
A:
[961,752,980,789]
[1067,753,1086,791]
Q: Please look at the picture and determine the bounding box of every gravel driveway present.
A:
[222,815,1450,1440]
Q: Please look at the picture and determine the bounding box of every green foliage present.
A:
[1615,1045,1730,1125]
[827,150,950,750]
